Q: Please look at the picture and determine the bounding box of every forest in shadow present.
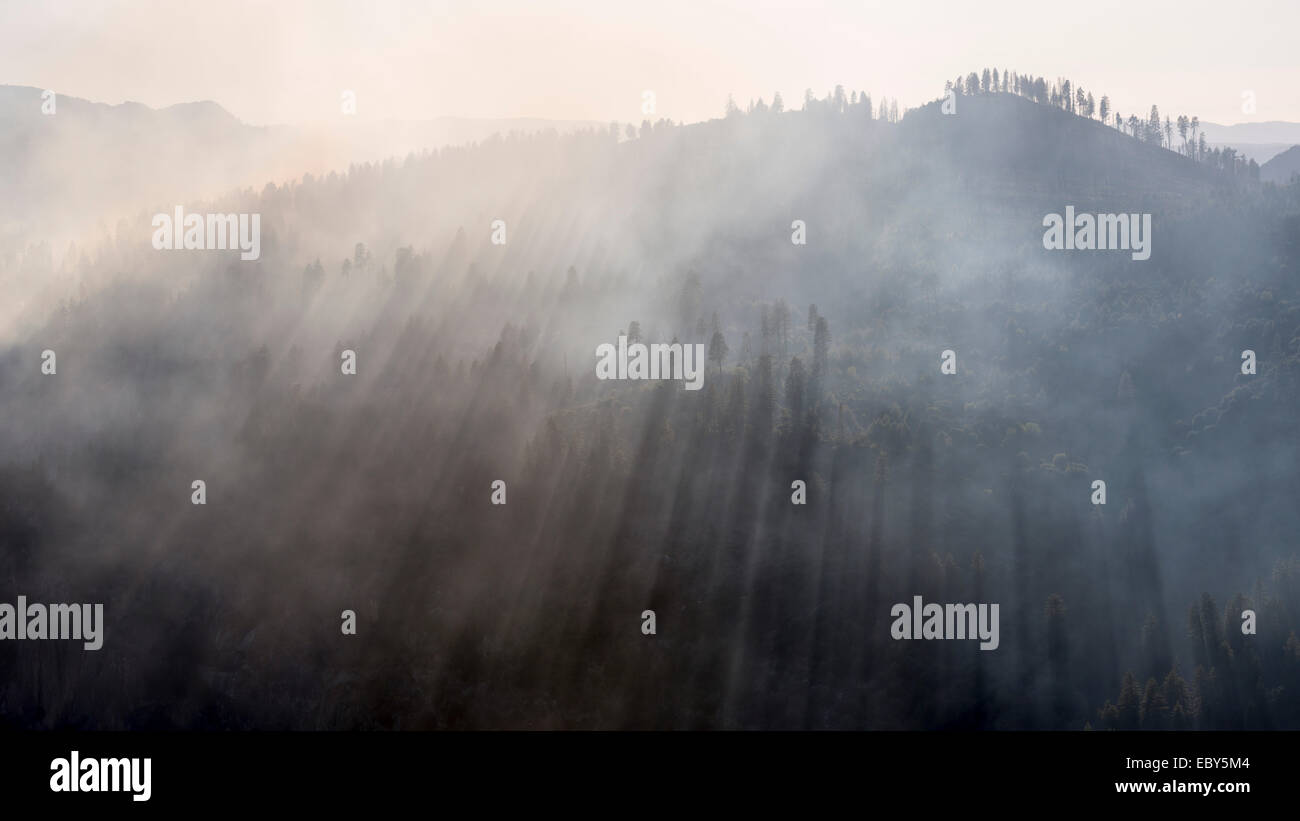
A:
[2,77,1299,729]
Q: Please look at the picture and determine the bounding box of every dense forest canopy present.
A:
[2,73,1299,729]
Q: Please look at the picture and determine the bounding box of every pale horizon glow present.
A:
[2,0,1298,127]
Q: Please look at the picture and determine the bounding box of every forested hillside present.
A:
[2,78,1298,729]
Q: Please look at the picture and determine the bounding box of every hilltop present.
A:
[1262,145,1300,184]
[0,85,600,237]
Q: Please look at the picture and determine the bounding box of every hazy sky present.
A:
[3,0,1298,126]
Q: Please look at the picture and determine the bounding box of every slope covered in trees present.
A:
[1262,145,1300,184]
[1,77,1298,729]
